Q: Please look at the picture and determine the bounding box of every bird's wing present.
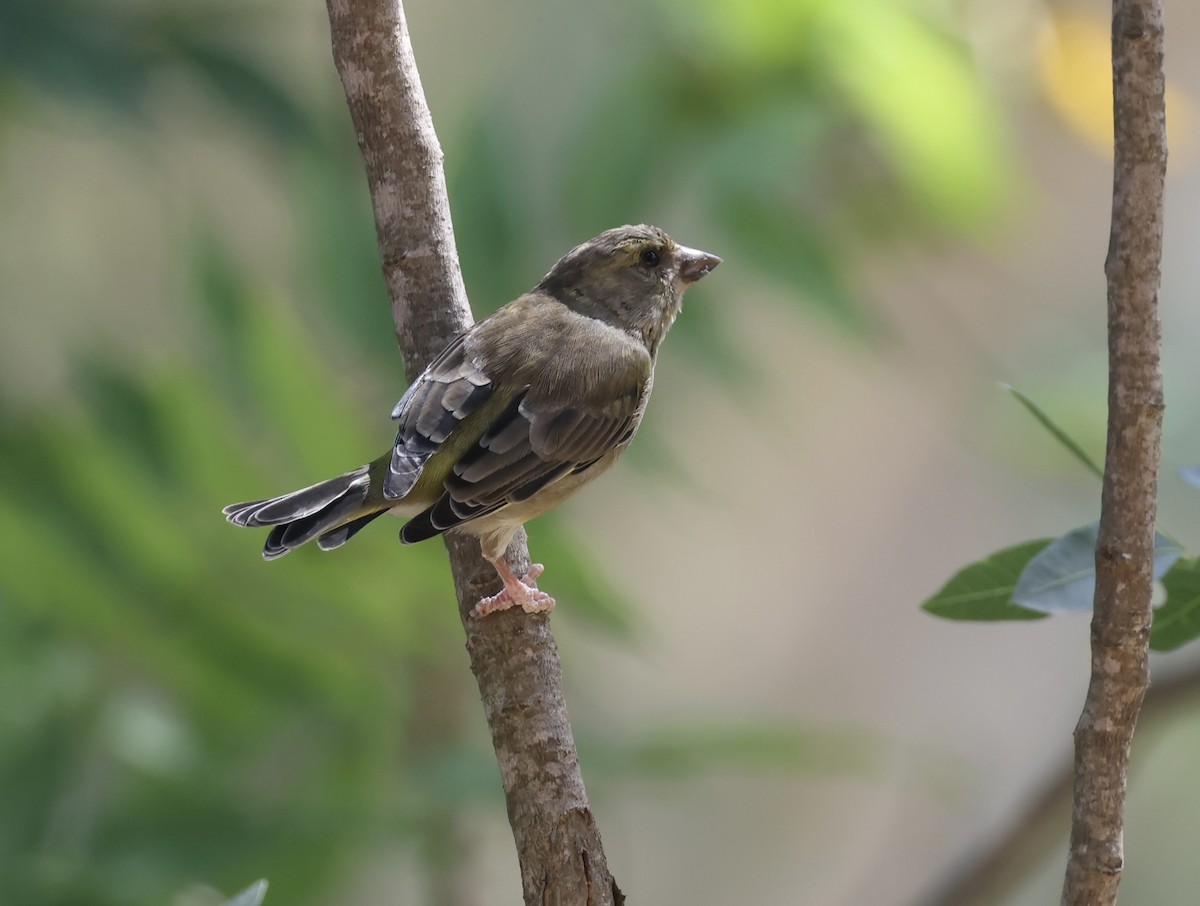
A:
[384,332,495,500]
[398,376,647,543]
[384,293,653,538]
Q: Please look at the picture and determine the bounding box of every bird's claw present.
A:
[471,564,554,619]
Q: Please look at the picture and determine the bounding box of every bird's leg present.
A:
[472,554,555,618]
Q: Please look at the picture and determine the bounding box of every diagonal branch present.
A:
[1061,1,1166,904]
[912,662,1200,906]
[323,1,621,902]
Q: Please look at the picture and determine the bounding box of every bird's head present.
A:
[537,224,721,352]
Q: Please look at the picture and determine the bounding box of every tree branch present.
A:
[1061,2,1166,904]
[323,2,621,902]
[912,662,1200,906]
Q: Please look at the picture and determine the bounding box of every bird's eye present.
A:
[639,248,661,268]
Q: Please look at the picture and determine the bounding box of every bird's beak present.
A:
[676,245,722,286]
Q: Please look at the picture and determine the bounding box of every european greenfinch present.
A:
[224,224,721,617]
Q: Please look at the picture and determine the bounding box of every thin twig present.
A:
[1062,2,1166,903]
[323,1,621,902]
[1001,384,1105,480]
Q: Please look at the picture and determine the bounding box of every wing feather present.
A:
[404,382,644,537]
[384,292,654,541]
[385,333,495,500]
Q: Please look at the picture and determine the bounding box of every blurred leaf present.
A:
[817,0,1012,229]
[188,222,258,399]
[1037,9,1197,158]
[447,108,530,311]
[186,228,382,475]
[290,149,397,367]
[0,0,152,117]
[1151,557,1200,651]
[0,235,450,902]
[1002,384,1104,479]
[563,77,676,232]
[696,99,831,199]
[222,879,269,906]
[682,0,822,71]
[1180,466,1200,490]
[715,192,869,333]
[0,0,315,143]
[694,98,876,335]
[677,0,1011,229]
[1035,10,1114,155]
[164,31,315,145]
[1013,522,1183,614]
[922,539,1050,621]
[73,353,175,483]
[236,297,385,474]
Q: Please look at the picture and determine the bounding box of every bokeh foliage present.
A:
[0,0,1012,901]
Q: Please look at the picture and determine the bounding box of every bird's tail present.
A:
[223,466,388,559]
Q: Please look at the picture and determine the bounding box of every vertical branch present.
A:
[1061,1,1166,904]
[323,1,621,903]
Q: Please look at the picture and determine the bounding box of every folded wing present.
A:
[399,379,644,543]
[385,333,495,500]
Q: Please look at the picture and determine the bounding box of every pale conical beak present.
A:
[677,245,722,285]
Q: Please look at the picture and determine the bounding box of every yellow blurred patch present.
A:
[1038,8,1193,158]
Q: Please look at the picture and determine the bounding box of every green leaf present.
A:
[1002,384,1104,479]
[1151,557,1200,651]
[922,539,1051,621]
[1014,522,1183,614]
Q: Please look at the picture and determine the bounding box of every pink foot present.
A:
[471,562,554,619]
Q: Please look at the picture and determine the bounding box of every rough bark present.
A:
[1061,2,1166,904]
[324,1,621,902]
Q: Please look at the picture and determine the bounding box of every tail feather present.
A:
[223,469,366,527]
[225,467,381,559]
[316,509,387,551]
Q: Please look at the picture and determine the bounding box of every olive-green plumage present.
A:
[224,224,720,617]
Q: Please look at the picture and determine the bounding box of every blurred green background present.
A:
[3,0,1200,903]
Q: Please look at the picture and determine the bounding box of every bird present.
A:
[223,224,721,618]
